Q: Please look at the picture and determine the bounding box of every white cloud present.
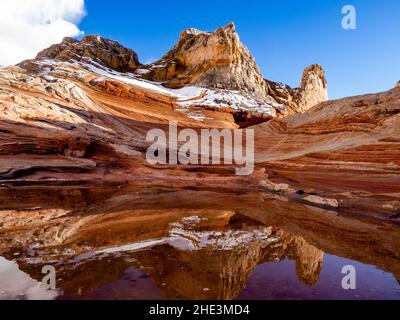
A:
[0,0,86,66]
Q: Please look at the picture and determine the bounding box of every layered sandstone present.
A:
[0,24,398,220]
[255,83,400,218]
[16,23,328,120]
[0,186,399,299]
[0,194,326,299]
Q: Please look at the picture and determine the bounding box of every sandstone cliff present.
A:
[18,23,328,120]
[144,23,267,94]
[0,23,398,220]
[141,22,328,115]
[0,22,399,302]
[32,35,140,73]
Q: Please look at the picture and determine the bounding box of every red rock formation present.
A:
[28,35,140,73]
[0,24,398,221]
[141,22,328,115]
[1,187,399,299]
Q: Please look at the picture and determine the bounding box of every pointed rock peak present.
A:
[294,64,328,112]
[147,21,266,95]
[80,35,116,46]
[216,21,237,34]
[396,80,400,88]
[61,37,79,45]
[225,21,236,31]
[179,22,238,42]
[301,64,327,90]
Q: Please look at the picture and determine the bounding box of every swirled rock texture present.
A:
[0,23,398,220]
[16,23,328,121]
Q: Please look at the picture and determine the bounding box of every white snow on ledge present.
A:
[176,89,278,117]
[35,58,282,120]
[73,59,176,96]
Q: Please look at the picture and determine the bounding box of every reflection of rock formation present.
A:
[0,208,324,300]
[1,186,399,280]
[291,237,324,286]
[134,225,324,300]
[1,186,399,299]
[0,257,58,300]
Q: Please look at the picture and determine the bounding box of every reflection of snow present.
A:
[0,257,58,300]
[66,216,280,258]
[95,239,167,255]
[168,219,279,251]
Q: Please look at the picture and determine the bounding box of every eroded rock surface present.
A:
[146,23,267,93]
[141,22,328,115]
[1,187,399,299]
[0,23,398,221]
[25,35,140,73]
[294,64,328,112]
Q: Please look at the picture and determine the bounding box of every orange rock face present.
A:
[30,35,140,73]
[294,64,328,112]
[141,22,328,115]
[147,23,267,93]
[0,23,399,222]
[0,186,399,299]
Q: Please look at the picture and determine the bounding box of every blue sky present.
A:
[79,0,399,99]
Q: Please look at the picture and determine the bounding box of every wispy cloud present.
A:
[0,0,86,66]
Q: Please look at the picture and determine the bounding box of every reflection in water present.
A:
[0,186,399,300]
[0,257,58,300]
